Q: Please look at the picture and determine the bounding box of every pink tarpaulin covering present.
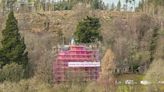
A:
[53,45,100,83]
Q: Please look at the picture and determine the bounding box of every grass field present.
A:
[116,74,144,81]
[115,74,164,92]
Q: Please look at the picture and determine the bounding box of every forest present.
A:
[0,0,163,92]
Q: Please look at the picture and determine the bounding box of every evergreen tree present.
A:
[91,0,100,9]
[0,54,9,67]
[117,0,121,11]
[0,11,28,69]
[110,3,115,11]
[6,0,16,11]
[74,16,102,43]
[91,0,105,10]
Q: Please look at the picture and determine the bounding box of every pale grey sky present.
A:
[31,0,140,7]
[103,0,120,4]
[103,0,140,7]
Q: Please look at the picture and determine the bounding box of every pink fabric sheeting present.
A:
[53,45,100,83]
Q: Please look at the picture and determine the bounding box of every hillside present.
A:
[0,10,151,42]
[1,10,164,73]
[0,9,164,92]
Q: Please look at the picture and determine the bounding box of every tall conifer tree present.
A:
[117,0,121,11]
[74,16,102,43]
[0,11,28,69]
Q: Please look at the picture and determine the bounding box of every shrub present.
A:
[144,59,164,92]
[0,63,23,82]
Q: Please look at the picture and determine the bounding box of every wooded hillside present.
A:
[0,0,163,92]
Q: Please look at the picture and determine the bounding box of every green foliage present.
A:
[132,63,139,72]
[137,14,152,41]
[0,54,9,67]
[74,16,102,43]
[0,74,162,92]
[148,0,164,6]
[28,0,35,3]
[117,0,121,11]
[91,0,107,10]
[0,63,23,82]
[116,84,130,92]
[144,59,164,92]
[6,0,17,10]
[132,51,150,63]
[54,1,73,10]
[53,0,107,10]
[149,26,159,62]
[0,11,28,69]
[0,78,54,92]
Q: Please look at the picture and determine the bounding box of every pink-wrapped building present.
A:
[53,44,100,83]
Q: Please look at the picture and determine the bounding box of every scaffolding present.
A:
[53,44,100,83]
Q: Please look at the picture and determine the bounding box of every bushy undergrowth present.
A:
[0,77,153,92]
[144,59,164,92]
[0,77,53,92]
[0,63,23,82]
[0,78,109,92]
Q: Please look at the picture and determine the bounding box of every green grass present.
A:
[116,74,144,82]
